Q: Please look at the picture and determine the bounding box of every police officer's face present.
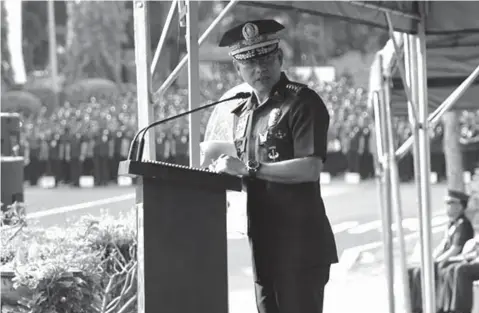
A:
[234,49,283,94]
[446,197,464,219]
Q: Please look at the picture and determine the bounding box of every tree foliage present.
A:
[63,1,129,85]
[19,0,388,83]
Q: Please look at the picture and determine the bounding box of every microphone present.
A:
[128,92,251,162]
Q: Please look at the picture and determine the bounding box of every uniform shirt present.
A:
[94,134,110,157]
[443,214,474,253]
[70,134,83,158]
[39,139,49,161]
[49,136,61,160]
[358,127,371,155]
[231,73,338,279]
[114,131,123,156]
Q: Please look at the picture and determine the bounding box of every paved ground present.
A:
[20,178,452,313]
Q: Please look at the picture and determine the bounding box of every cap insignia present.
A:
[242,23,259,42]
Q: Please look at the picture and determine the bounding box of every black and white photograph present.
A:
[1,1,479,313]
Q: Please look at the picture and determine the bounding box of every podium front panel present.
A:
[142,176,229,313]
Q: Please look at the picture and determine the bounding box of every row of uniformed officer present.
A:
[324,121,375,179]
[22,125,194,186]
[22,127,132,187]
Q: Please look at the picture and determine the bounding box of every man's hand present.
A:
[211,154,248,176]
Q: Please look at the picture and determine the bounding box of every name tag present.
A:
[235,113,250,138]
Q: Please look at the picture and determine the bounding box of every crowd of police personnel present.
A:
[19,116,479,187]
[20,125,192,187]
[12,74,479,187]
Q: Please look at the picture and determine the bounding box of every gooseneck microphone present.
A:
[127,92,251,162]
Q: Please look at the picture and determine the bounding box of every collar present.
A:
[247,73,289,110]
[230,72,289,114]
[269,72,289,102]
[230,99,249,115]
[449,214,465,227]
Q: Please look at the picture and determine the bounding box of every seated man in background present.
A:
[437,236,479,313]
[408,190,474,313]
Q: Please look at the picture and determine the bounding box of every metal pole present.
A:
[427,64,479,125]
[153,0,239,99]
[186,0,201,168]
[404,33,425,313]
[133,1,155,312]
[47,0,59,107]
[373,89,395,313]
[376,55,396,313]
[383,62,412,313]
[416,4,435,313]
[150,0,178,76]
[384,12,418,125]
[394,63,479,160]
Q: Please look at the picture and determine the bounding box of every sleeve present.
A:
[289,89,330,161]
[452,219,474,249]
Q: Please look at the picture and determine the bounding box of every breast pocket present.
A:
[261,127,291,162]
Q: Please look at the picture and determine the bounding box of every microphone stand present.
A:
[128,92,251,162]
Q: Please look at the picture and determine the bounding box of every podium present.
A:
[118,160,242,313]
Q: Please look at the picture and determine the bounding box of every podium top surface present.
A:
[118,159,242,192]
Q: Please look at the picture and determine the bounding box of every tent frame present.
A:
[131,1,479,313]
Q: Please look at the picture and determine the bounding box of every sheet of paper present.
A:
[200,140,237,168]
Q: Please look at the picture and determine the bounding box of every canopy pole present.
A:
[186,0,201,167]
[47,0,59,107]
[150,0,178,76]
[153,0,239,100]
[415,5,435,313]
[383,53,412,313]
[372,80,395,313]
[132,1,155,311]
[404,32,426,313]
[384,12,418,125]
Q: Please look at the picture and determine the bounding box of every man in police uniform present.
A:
[437,237,479,313]
[211,20,338,313]
[408,189,474,313]
[446,242,479,313]
[434,190,477,313]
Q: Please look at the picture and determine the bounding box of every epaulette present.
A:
[285,82,307,94]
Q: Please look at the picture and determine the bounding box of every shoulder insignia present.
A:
[285,82,307,95]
